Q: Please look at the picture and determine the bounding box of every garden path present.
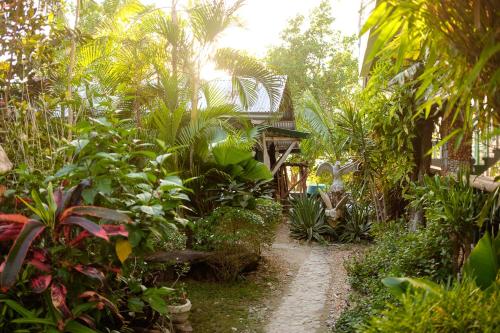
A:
[264,223,360,332]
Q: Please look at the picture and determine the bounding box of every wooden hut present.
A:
[230,76,310,200]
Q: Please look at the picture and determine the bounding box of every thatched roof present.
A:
[0,145,13,175]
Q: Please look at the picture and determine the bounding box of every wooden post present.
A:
[262,134,270,168]
[271,142,297,175]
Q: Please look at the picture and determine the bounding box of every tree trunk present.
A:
[408,116,435,230]
[67,0,81,140]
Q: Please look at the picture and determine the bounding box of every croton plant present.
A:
[0,180,132,331]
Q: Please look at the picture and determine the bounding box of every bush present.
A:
[289,195,335,242]
[193,206,266,254]
[346,221,453,294]
[254,198,283,226]
[335,221,455,332]
[334,290,394,333]
[192,206,277,281]
[336,201,373,243]
[254,198,283,244]
[362,279,500,333]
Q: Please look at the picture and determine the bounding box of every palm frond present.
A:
[189,0,244,44]
[214,48,283,112]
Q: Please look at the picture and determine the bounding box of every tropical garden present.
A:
[0,0,499,332]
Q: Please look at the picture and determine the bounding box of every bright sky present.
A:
[144,0,362,58]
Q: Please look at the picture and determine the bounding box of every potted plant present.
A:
[166,284,192,333]
[165,264,193,333]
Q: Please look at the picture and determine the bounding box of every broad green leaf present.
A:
[241,159,272,181]
[212,145,252,166]
[127,297,145,312]
[139,205,163,216]
[463,233,499,290]
[382,277,442,298]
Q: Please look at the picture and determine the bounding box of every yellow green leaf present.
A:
[115,239,132,263]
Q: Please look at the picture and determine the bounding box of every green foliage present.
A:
[289,195,334,243]
[0,181,132,331]
[193,206,265,254]
[336,202,373,243]
[406,173,489,271]
[265,0,359,162]
[48,116,189,256]
[463,233,500,291]
[265,0,358,110]
[362,0,499,127]
[211,144,272,182]
[254,198,283,245]
[254,198,283,227]
[362,278,500,333]
[335,221,455,332]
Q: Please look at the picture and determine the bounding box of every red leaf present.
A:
[0,220,45,289]
[60,216,109,242]
[60,206,132,224]
[102,225,128,237]
[31,275,52,293]
[79,291,123,321]
[69,231,91,247]
[0,224,23,241]
[32,249,48,262]
[74,264,105,282]
[51,283,72,319]
[53,187,65,217]
[0,214,29,224]
[28,259,51,273]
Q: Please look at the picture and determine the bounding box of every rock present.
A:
[0,145,12,175]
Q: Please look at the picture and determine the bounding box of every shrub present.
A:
[362,278,500,333]
[406,173,487,272]
[193,206,266,254]
[254,198,282,226]
[346,221,453,294]
[192,206,272,281]
[0,181,134,331]
[336,201,373,243]
[335,221,455,332]
[254,198,283,244]
[289,195,335,242]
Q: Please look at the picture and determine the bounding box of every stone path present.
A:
[265,245,331,332]
[264,224,362,333]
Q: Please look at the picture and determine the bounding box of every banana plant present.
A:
[0,180,131,329]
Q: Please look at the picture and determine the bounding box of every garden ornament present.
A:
[317,161,358,193]
[316,161,358,223]
[0,144,13,175]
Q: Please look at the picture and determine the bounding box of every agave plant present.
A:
[289,195,334,243]
[0,180,131,329]
[337,202,373,243]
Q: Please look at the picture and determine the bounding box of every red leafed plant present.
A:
[0,180,131,329]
